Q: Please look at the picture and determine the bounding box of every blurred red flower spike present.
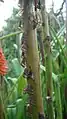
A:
[0,48,8,76]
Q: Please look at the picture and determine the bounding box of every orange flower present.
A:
[0,48,8,76]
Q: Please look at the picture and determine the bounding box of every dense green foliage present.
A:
[0,3,67,119]
[2,8,21,77]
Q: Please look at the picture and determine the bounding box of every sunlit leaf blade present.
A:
[12,58,24,77]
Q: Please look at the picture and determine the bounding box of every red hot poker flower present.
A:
[0,48,8,76]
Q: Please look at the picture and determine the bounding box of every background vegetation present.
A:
[0,0,67,119]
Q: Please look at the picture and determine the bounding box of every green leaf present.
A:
[7,107,12,119]
[7,107,16,119]
[11,107,16,119]
[57,24,65,38]
[16,98,26,119]
[40,64,46,72]
[4,74,27,104]
[12,58,24,77]
[17,74,27,97]
[7,77,18,85]
[40,64,58,82]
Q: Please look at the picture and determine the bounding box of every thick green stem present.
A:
[45,37,54,119]
[40,0,54,118]
[24,0,45,118]
[54,82,62,119]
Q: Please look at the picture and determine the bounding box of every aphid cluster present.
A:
[21,32,35,116]
[21,32,28,67]
[28,13,38,30]
[25,85,35,105]
[23,66,34,81]
[23,83,35,116]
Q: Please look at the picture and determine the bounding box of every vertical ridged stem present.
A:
[23,0,45,118]
[40,0,54,118]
